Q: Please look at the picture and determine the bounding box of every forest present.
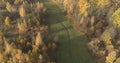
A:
[53,0,120,63]
[0,0,57,63]
[0,0,120,63]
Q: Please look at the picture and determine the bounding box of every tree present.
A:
[53,35,59,43]
[105,51,116,63]
[51,43,57,50]
[17,20,27,34]
[42,45,47,52]
[6,2,12,12]
[114,58,120,63]
[78,0,90,15]
[15,49,22,60]
[96,0,110,7]
[106,45,115,53]
[38,54,43,63]
[100,28,113,45]
[87,38,100,51]
[0,53,4,62]
[111,8,120,27]
[19,5,26,17]
[5,43,12,54]
[35,2,43,12]
[96,50,105,57]
[35,32,44,46]
[5,16,11,26]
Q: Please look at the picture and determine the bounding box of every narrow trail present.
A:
[40,0,97,63]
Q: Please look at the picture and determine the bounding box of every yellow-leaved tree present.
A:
[19,5,26,17]
[6,2,12,12]
[105,51,116,63]
[5,16,11,26]
[35,32,44,46]
[111,8,120,27]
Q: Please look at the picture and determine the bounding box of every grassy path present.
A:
[40,0,97,63]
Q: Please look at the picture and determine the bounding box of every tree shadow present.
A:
[46,10,66,24]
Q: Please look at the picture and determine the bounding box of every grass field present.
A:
[40,0,97,63]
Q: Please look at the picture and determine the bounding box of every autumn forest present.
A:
[0,0,120,63]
